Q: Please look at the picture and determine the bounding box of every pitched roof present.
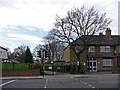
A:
[64,35,120,49]
[89,35,120,45]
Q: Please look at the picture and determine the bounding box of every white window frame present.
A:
[103,58,113,66]
[88,46,95,52]
[100,46,111,52]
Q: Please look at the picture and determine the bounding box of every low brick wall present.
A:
[2,69,40,76]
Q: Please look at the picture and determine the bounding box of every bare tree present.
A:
[44,34,65,63]
[49,6,111,72]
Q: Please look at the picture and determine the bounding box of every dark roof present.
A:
[64,35,120,49]
[71,35,120,46]
[0,46,8,51]
[89,35,120,45]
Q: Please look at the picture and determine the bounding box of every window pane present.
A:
[100,46,111,52]
[93,62,96,66]
[90,62,92,66]
[103,59,112,66]
[88,46,95,52]
[94,68,96,70]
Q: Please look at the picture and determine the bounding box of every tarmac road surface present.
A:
[1,74,119,89]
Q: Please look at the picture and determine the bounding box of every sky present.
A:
[0,0,119,52]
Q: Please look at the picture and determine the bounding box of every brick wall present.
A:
[2,69,40,76]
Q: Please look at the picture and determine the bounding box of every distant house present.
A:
[64,28,120,72]
[0,46,8,63]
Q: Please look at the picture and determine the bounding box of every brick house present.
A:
[0,46,8,63]
[64,28,120,72]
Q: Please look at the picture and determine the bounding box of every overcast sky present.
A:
[0,0,119,52]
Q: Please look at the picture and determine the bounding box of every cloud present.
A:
[8,33,44,44]
[0,0,118,33]
[0,0,119,51]
[0,0,17,8]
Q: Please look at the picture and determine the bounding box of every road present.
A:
[1,74,119,89]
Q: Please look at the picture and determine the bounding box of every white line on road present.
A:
[92,87,95,88]
[85,83,87,84]
[89,84,91,87]
[0,80,16,87]
[44,79,48,88]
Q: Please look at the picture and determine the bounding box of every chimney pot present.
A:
[99,32,103,36]
[106,28,111,39]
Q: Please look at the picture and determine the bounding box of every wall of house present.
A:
[87,45,117,71]
[97,57,112,71]
[64,46,70,62]
[64,44,119,72]
[70,48,77,63]
[87,45,115,57]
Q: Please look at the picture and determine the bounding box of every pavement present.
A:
[1,76,43,80]
[0,71,62,80]
[1,70,118,80]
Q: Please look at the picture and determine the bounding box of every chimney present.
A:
[106,28,111,39]
[99,32,103,36]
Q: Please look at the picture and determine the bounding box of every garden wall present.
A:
[2,69,40,76]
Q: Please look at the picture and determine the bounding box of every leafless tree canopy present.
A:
[44,34,65,63]
[49,6,111,72]
[50,6,111,45]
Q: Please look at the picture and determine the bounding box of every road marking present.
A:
[0,80,16,87]
[92,87,95,88]
[85,83,87,84]
[89,84,91,87]
[44,79,48,88]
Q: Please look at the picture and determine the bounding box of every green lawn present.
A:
[0,63,29,70]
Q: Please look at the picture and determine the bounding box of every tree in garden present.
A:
[49,6,111,72]
[24,46,33,63]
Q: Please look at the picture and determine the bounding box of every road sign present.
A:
[49,67,52,69]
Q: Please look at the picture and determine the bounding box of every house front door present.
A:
[87,58,97,72]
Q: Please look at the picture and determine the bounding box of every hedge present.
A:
[0,63,29,70]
